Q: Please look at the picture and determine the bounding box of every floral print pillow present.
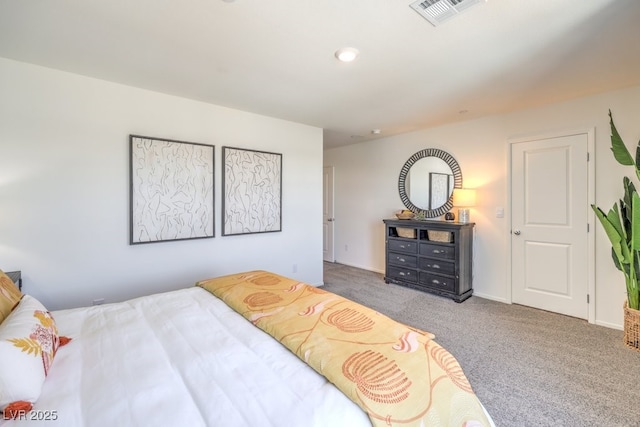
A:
[0,295,60,408]
[0,270,23,324]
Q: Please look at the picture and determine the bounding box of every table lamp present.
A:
[452,188,476,223]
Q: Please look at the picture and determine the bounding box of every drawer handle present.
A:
[400,244,406,248]
[432,249,444,254]
[399,272,406,276]
[430,264,440,269]
[397,257,405,262]
[431,279,445,286]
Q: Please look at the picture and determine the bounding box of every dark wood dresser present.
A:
[383,219,474,302]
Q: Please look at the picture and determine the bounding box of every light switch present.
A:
[496,207,504,218]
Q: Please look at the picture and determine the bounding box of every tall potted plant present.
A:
[592,111,640,350]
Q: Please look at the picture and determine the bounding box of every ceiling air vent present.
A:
[410,0,486,26]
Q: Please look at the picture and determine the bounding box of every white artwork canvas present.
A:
[223,146,282,236]
[429,172,453,210]
[130,135,214,244]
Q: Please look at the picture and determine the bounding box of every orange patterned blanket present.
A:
[197,271,491,427]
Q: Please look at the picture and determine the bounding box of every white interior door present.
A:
[511,133,589,319]
[323,166,335,262]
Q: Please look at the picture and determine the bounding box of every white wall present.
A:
[0,58,324,310]
[325,85,640,329]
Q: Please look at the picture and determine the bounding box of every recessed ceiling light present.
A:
[371,129,381,135]
[335,47,360,63]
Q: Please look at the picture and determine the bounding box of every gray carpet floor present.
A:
[322,262,640,427]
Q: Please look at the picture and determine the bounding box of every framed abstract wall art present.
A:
[129,135,214,244]
[429,172,452,210]
[222,146,282,236]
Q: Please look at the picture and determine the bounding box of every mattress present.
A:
[1,276,495,427]
[1,287,371,426]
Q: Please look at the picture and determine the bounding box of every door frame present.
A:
[506,127,596,323]
[323,166,335,262]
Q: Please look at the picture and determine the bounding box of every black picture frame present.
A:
[129,135,215,244]
[222,146,282,236]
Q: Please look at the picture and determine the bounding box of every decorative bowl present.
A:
[395,211,415,220]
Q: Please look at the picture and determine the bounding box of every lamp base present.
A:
[458,208,470,223]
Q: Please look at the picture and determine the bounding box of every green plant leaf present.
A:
[627,262,640,310]
[592,204,627,266]
[621,198,631,242]
[631,194,640,310]
[609,110,634,166]
[622,179,639,244]
[617,199,633,259]
[612,248,623,272]
[636,139,640,182]
[623,177,636,205]
[607,203,626,242]
[632,192,640,251]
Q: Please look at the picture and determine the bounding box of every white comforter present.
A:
[2,287,372,427]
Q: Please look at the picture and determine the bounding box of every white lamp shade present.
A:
[452,188,476,207]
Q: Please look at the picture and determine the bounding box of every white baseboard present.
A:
[595,319,623,330]
[332,261,384,275]
[319,261,382,287]
[472,291,508,303]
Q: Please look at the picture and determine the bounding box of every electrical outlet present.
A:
[292,264,298,273]
[345,244,348,251]
[92,298,105,306]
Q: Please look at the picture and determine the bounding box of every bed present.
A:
[0,269,494,426]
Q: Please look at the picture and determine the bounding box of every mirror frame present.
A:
[398,148,463,218]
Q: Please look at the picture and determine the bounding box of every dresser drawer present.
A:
[388,239,418,254]
[419,257,455,276]
[388,266,418,283]
[420,243,455,260]
[389,252,418,268]
[419,272,455,292]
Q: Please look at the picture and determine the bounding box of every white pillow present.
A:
[0,295,60,408]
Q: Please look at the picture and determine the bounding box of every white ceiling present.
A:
[1,0,639,149]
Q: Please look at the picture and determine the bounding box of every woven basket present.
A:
[396,227,416,239]
[623,301,640,351]
[428,230,452,243]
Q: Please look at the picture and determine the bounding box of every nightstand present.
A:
[6,271,22,291]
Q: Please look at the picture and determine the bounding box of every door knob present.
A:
[513,230,521,235]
